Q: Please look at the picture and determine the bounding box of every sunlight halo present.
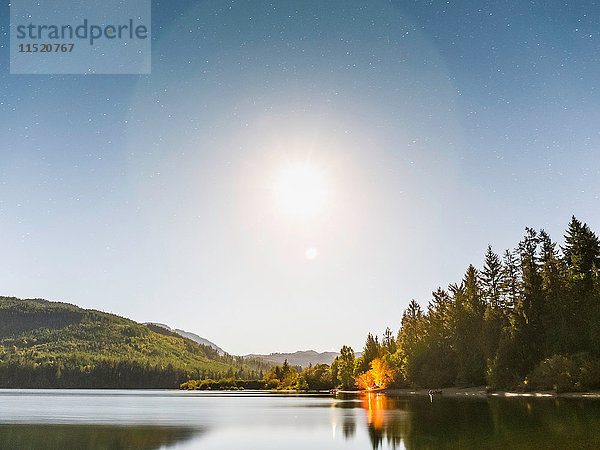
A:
[273,164,328,219]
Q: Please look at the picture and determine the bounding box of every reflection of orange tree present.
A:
[357,358,395,390]
[360,393,411,449]
[364,392,386,429]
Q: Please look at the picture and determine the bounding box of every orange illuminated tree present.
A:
[357,358,395,390]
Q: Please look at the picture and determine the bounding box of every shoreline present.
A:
[367,387,600,399]
[1,387,599,398]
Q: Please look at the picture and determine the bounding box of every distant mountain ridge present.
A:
[142,325,360,369]
[244,350,340,368]
[143,322,226,355]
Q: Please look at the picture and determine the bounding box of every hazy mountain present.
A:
[144,322,226,355]
[244,350,340,368]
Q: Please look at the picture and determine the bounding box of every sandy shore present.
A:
[375,387,600,399]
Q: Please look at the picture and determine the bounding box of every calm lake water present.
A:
[1,390,599,449]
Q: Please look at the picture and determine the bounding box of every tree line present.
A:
[346,216,600,391]
[0,297,268,388]
[183,216,600,392]
[391,216,600,391]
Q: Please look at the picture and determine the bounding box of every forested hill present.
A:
[244,350,342,368]
[143,322,226,355]
[0,297,267,388]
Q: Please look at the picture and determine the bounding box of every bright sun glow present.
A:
[305,247,319,260]
[273,164,327,218]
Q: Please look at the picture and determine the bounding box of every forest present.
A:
[0,297,269,388]
[184,216,600,393]
[385,215,600,391]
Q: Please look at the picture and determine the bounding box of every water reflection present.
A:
[348,392,600,449]
[342,415,356,439]
[360,393,411,449]
[0,391,600,449]
[0,424,201,450]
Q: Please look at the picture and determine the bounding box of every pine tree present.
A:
[501,249,520,309]
[481,246,503,308]
[354,333,381,375]
[517,228,543,326]
[538,229,571,354]
[418,288,457,387]
[337,346,355,389]
[561,217,600,353]
[398,300,424,358]
[481,247,508,363]
[451,266,486,385]
[562,216,600,281]
[428,287,452,337]
[502,228,545,378]
[382,327,397,354]
[464,264,485,316]
[363,333,381,362]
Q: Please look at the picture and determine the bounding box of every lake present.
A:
[1,390,599,449]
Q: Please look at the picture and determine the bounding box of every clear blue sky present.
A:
[1,0,599,354]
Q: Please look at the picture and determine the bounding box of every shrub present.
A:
[528,352,600,392]
[266,378,280,389]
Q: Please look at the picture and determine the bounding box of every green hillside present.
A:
[0,296,265,388]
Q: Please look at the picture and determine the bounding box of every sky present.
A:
[1,0,599,355]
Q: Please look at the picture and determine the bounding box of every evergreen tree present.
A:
[481,246,503,308]
[397,300,424,358]
[464,264,485,316]
[489,229,545,387]
[363,333,380,362]
[382,327,397,354]
[419,288,457,387]
[481,247,508,363]
[452,266,486,385]
[538,229,571,354]
[561,217,600,353]
[518,229,544,317]
[397,300,427,386]
[337,345,355,389]
[429,288,452,331]
[355,333,381,375]
[501,249,520,310]
[562,216,600,281]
